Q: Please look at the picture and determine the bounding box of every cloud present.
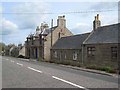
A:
[1,18,18,35]
[90,2,118,10]
[12,2,50,29]
[2,28,31,45]
[101,14,118,25]
[0,5,2,14]
[71,23,92,34]
[1,2,50,44]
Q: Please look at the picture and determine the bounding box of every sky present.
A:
[0,0,119,45]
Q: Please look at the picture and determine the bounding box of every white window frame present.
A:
[64,53,67,59]
[73,51,78,60]
[54,51,57,58]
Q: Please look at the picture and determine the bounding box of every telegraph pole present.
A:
[51,19,53,47]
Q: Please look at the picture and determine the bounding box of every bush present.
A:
[98,66,116,73]
[86,64,97,69]
[62,60,70,65]
[86,65,116,73]
[37,57,40,61]
[76,62,82,67]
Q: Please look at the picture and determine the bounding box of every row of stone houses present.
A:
[51,14,119,69]
[24,14,119,70]
[25,15,73,61]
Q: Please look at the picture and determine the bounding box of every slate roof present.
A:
[42,28,51,35]
[83,23,119,44]
[52,33,90,49]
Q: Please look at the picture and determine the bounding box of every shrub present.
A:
[86,64,97,69]
[76,62,82,67]
[62,60,70,65]
[86,65,116,73]
[98,66,115,73]
[37,57,41,61]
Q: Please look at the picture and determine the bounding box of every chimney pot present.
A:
[97,14,99,20]
[95,16,97,20]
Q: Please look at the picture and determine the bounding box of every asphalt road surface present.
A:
[1,56,119,89]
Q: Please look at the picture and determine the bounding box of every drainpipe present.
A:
[81,44,84,65]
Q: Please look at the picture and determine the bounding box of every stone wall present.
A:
[83,43,118,69]
[44,27,73,61]
[19,46,25,56]
[50,49,82,66]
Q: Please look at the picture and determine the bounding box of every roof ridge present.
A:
[60,32,91,39]
[98,23,119,29]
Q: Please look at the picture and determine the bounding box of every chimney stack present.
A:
[93,14,101,31]
[57,15,66,28]
[36,26,40,31]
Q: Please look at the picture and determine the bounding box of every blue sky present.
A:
[0,1,119,45]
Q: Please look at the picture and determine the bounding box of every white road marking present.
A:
[52,76,86,89]
[11,60,14,63]
[6,59,9,60]
[19,58,29,61]
[27,67,42,73]
[17,63,23,66]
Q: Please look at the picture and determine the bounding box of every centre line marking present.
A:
[11,60,14,63]
[52,76,86,89]
[17,63,23,66]
[6,59,9,60]
[27,67,42,73]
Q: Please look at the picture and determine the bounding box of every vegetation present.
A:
[0,42,6,54]
[86,64,117,73]
[0,42,20,57]
[51,60,117,74]
[62,60,70,65]
[38,57,41,61]
[11,47,19,57]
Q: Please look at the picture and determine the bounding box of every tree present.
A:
[0,42,6,53]
[11,47,19,57]
[4,44,15,56]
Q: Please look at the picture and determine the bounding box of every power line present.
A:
[1,9,118,14]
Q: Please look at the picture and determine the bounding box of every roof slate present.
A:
[52,33,90,49]
[83,23,119,44]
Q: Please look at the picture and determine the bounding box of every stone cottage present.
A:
[50,33,90,65]
[51,14,119,70]
[25,15,73,61]
[83,15,119,69]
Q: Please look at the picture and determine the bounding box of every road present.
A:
[1,56,119,89]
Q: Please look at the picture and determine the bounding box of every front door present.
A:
[35,48,38,59]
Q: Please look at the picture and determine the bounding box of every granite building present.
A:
[51,33,90,65]
[51,14,119,69]
[25,15,73,61]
